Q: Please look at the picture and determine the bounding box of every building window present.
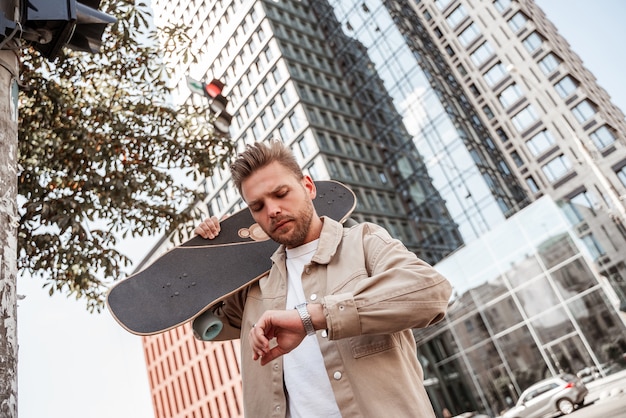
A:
[617,165,626,187]
[269,100,281,118]
[278,123,288,141]
[469,83,481,97]
[496,128,509,142]
[253,90,262,106]
[446,5,468,29]
[435,0,454,11]
[572,100,596,123]
[542,154,572,183]
[483,105,495,119]
[328,159,340,177]
[341,162,353,180]
[554,75,578,98]
[562,190,597,223]
[511,105,539,132]
[526,129,555,156]
[470,42,495,67]
[508,11,528,32]
[260,111,270,129]
[538,53,560,75]
[589,125,616,150]
[458,22,481,47]
[483,62,507,87]
[355,165,365,181]
[251,122,260,138]
[498,160,512,175]
[522,31,543,53]
[289,113,300,132]
[307,159,321,180]
[244,100,253,118]
[498,83,523,108]
[526,176,540,193]
[298,136,312,158]
[235,113,244,130]
[510,151,524,167]
[493,0,512,13]
[280,89,291,107]
[365,191,377,209]
[581,234,606,260]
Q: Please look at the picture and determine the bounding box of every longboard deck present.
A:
[106,180,356,336]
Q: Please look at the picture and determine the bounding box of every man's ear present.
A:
[302,175,317,199]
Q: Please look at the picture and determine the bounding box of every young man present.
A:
[195,141,452,417]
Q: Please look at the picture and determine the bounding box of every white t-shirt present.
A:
[284,239,341,418]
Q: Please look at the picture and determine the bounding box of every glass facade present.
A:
[416,197,626,416]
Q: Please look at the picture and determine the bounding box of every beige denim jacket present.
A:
[213,217,452,417]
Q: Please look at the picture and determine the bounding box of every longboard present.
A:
[106,180,356,336]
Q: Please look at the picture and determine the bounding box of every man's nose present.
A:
[266,200,281,217]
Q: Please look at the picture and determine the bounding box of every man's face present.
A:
[241,161,318,248]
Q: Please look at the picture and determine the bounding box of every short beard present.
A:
[269,197,314,248]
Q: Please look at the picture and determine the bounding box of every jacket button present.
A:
[310,293,318,301]
[333,371,342,380]
[321,330,328,338]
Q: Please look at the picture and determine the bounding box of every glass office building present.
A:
[142,0,626,416]
[414,197,626,415]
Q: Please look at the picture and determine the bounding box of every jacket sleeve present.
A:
[206,285,248,341]
[323,223,452,340]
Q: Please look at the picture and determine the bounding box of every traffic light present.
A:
[213,112,233,135]
[21,0,116,60]
[186,76,233,135]
[203,79,233,134]
[203,79,228,113]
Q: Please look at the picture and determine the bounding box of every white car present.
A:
[502,374,588,418]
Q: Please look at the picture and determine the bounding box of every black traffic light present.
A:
[21,0,116,59]
[186,76,233,135]
[203,79,228,113]
[203,79,232,134]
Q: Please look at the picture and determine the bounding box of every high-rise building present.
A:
[142,0,626,417]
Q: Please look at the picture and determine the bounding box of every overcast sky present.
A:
[17,1,626,417]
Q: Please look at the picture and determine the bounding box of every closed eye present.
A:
[249,203,263,212]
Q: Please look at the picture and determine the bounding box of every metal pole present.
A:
[0,45,20,418]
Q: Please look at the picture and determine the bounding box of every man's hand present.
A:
[249,309,306,366]
[250,304,327,366]
[195,216,221,239]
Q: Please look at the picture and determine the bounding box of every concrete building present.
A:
[141,0,626,416]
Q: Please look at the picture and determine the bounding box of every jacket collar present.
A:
[270,216,343,266]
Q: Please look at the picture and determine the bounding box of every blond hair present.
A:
[230,141,303,194]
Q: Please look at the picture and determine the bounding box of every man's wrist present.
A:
[295,303,316,336]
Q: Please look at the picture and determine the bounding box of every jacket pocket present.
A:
[349,333,398,358]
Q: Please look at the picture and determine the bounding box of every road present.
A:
[570,369,626,418]
[571,394,625,417]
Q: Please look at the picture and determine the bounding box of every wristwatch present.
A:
[295,302,316,336]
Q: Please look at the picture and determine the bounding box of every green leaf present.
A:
[17,0,235,311]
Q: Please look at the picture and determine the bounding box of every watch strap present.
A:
[295,302,316,336]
